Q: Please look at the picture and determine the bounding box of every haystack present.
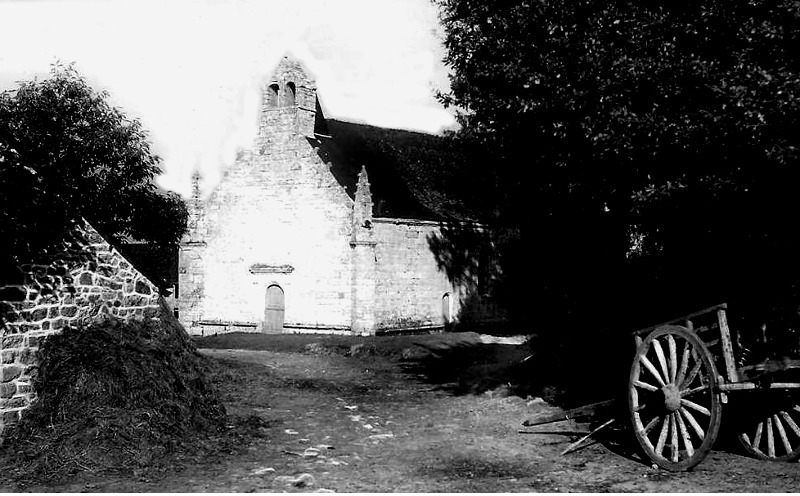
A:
[0,300,226,481]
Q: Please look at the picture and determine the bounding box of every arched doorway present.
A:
[264,284,285,333]
[442,293,452,331]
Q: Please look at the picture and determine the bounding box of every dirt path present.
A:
[10,343,800,492]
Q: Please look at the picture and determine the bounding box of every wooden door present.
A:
[264,285,285,333]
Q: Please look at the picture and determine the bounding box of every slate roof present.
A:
[312,117,477,222]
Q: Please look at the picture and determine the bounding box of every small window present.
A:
[284,82,296,106]
[267,84,279,107]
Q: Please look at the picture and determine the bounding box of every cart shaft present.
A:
[719,382,800,391]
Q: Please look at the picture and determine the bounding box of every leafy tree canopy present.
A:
[435,0,800,331]
[0,64,187,266]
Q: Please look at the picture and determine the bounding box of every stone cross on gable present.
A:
[188,171,203,231]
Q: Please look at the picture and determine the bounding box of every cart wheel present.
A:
[629,325,722,471]
[737,398,800,461]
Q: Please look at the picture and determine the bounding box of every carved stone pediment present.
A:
[248,263,294,274]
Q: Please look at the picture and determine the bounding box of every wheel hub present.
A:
[662,383,681,412]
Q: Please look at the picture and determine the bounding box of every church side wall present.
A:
[0,221,160,433]
[372,218,455,332]
[373,218,508,333]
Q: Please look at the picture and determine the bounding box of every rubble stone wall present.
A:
[0,221,160,433]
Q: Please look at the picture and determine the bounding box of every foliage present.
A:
[435,0,800,333]
[0,64,188,265]
[0,301,227,482]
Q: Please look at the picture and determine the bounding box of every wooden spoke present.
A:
[681,358,703,390]
[681,408,705,439]
[640,355,666,387]
[681,398,711,416]
[774,414,792,457]
[644,415,660,435]
[667,334,677,383]
[676,340,691,386]
[656,415,670,456]
[670,413,679,463]
[739,406,800,461]
[753,421,763,449]
[634,380,658,392]
[676,412,695,458]
[680,384,709,397]
[652,339,671,386]
[780,411,800,437]
[639,416,658,452]
[767,416,775,458]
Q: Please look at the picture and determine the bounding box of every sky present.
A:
[0,0,458,197]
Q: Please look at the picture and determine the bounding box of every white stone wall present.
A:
[180,108,356,335]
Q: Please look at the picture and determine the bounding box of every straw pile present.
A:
[0,300,227,482]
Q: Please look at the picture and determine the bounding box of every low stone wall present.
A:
[0,221,160,434]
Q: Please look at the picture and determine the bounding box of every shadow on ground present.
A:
[397,335,743,469]
[401,340,535,397]
[193,331,760,470]
[400,333,631,406]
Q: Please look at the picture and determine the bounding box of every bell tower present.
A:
[257,55,318,144]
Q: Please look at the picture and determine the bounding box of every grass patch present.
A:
[194,331,490,359]
[195,331,425,357]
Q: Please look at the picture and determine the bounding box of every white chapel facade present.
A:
[177,56,504,336]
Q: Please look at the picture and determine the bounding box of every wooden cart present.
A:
[629,303,800,470]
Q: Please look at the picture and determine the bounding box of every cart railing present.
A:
[632,303,739,384]
[631,303,728,337]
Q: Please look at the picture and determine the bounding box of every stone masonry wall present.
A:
[372,218,507,332]
[180,140,355,335]
[372,218,457,332]
[0,220,160,433]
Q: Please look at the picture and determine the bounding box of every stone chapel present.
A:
[178,55,505,336]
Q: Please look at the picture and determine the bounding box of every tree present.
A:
[435,0,800,334]
[0,64,188,266]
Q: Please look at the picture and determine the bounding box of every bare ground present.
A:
[5,332,800,492]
